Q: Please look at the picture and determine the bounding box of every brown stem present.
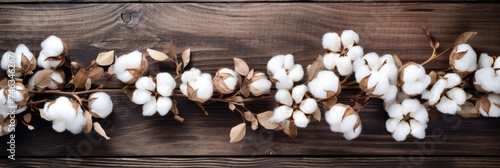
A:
[28,89,125,96]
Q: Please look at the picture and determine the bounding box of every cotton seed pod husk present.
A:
[212,68,240,94]
[249,71,270,96]
[449,44,476,76]
[44,41,69,68]
[50,68,66,89]
[124,53,149,84]
[334,103,362,131]
[186,83,208,103]
[359,76,381,98]
[397,62,419,87]
[476,94,500,117]
[17,53,37,76]
[4,81,29,107]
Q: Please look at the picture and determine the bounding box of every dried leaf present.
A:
[23,113,31,123]
[251,120,258,130]
[429,71,437,85]
[21,53,30,73]
[83,111,92,133]
[96,50,115,66]
[247,69,254,80]
[284,121,297,138]
[233,96,244,103]
[38,108,49,121]
[182,48,191,69]
[73,69,89,89]
[306,55,324,81]
[457,101,480,118]
[147,48,169,61]
[256,111,279,129]
[233,58,250,76]
[229,123,246,143]
[168,40,177,63]
[228,103,236,111]
[107,64,115,75]
[322,96,338,110]
[71,61,79,69]
[196,102,209,115]
[243,111,256,122]
[452,51,467,60]
[171,100,179,115]
[453,32,477,45]
[239,83,251,98]
[174,115,184,123]
[27,125,34,130]
[312,108,321,121]
[93,122,110,140]
[392,54,403,68]
[85,78,92,90]
[34,69,53,89]
[88,66,104,81]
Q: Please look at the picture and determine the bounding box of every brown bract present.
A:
[336,103,362,132]
[212,68,240,94]
[248,71,268,96]
[123,53,149,84]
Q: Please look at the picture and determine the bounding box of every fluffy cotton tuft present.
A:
[275,89,293,106]
[325,104,362,140]
[89,92,113,118]
[114,50,146,84]
[142,98,157,116]
[249,72,272,96]
[299,98,318,114]
[180,68,213,103]
[136,76,156,91]
[1,44,36,77]
[132,89,152,105]
[156,97,173,116]
[353,53,398,101]
[267,54,304,90]
[400,63,431,95]
[474,54,500,94]
[42,97,86,134]
[385,99,428,141]
[321,30,364,76]
[450,44,477,74]
[156,72,176,97]
[41,35,65,57]
[291,85,308,104]
[322,32,341,52]
[307,70,340,99]
[292,110,310,128]
[478,94,500,117]
[270,105,294,123]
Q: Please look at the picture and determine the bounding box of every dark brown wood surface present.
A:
[0,1,500,167]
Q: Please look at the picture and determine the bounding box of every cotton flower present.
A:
[398,62,431,95]
[27,69,66,90]
[307,70,340,99]
[474,53,500,93]
[450,44,477,75]
[89,92,113,118]
[131,73,176,116]
[270,85,318,128]
[476,93,500,117]
[324,103,362,140]
[385,99,428,141]
[114,50,148,84]
[1,44,36,77]
[248,71,272,96]
[267,54,304,90]
[41,97,86,134]
[180,68,213,103]
[322,30,364,76]
[353,53,398,101]
[212,68,240,94]
[38,35,67,69]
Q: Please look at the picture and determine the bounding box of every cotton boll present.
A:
[292,85,308,104]
[401,99,421,114]
[339,114,358,133]
[267,55,285,73]
[325,105,346,125]
[180,83,188,96]
[452,44,477,73]
[1,51,14,70]
[114,50,144,83]
[89,92,113,117]
[379,63,398,85]
[48,70,65,89]
[15,44,34,63]
[322,32,341,52]
[275,89,293,106]
[410,107,429,123]
[307,78,325,99]
[272,68,288,82]
[156,97,172,116]
[275,78,294,90]
[444,73,461,88]
[446,87,466,105]
[386,118,400,133]
[43,97,77,122]
[387,104,404,119]
[478,53,493,69]
[392,121,410,141]
[409,119,426,139]
[370,75,391,96]
[132,89,152,105]
[329,123,342,132]
[116,72,134,84]
[354,65,371,83]
[66,110,86,134]
[323,53,338,70]
[381,85,398,101]
[317,70,339,92]
[142,98,157,116]
[436,97,460,114]
[52,120,66,133]
[135,76,156,91]
[336,56,353,76]
[223,76,238,90]
[283,54,295,70]
[250,78,272,95]
[343,125,362,140]
[347,46,364,61]
[425,79,447,105]
[156,72,176,97]
[299,98,318,114]
[341,30,359,49]
[287,64,304,82]
[402,65,422,82]
[181,68,201,83]
[270,105,293,123]
[363,52,382,70]
[292,111,309,128]
[41,35,64,57]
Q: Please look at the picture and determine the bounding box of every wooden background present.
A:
[1,0,500,167]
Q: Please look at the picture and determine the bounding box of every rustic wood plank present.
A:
[5,157,500,167]
[1,0,496,4]
[0,3,500,158]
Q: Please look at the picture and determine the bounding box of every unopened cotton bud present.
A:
[291,85,308,104]
[322,32,341,52]
[156,97,172,116]
[213,68,239,94]
[249,72,272,96]
[89,92,113,118]
[270,105,293,123]
[135,76,156,91]
[299,98,317,114]
[142,98,157,116]
[275,89,293,106]
[292,111,309,128]
[132,89,152,105]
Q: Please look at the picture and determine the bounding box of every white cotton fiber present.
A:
[156,96,172,116]
[424,79,447,105]
[156,72,176,97]
[347,46,364,61]
[251,78,272,93]
[363,52,382,70]
[402,99,421,114]
[392,121,410,141]
[275,89,293,106]
[344,125,362,140]
[181,68,201,83]
[292,85,308,104]
[386,118,400,133]
[387,104,404,119]
[292,111,309,128]
[410,107,429,123]
[444,73,461,88]
[66,110,86,134]
[436,97,460,114]
[270,105,293,123]
[339,114,358,133]
[323,53,338,70]
[132,89,152,105]
[336,56,353,76]
[452,44,477,72]
[48,71,64,89]
[381,85,398,101]
[283,54,295,70]
[341,30,359,49]
[15,44,34,62]
[52,120,66,133]
[322,32,341,52]
[41,35,64,57]
[89,92,113,117]
[446,87,466,105]
[478,53,493,69]
[1,51,14,70]
[275,78,294,90]
[287,64,304,82]
[307,70,339,99]
[180,83,188,96]
[325,105,346,125]
[142,98,157,116]
[267,55,285,73]
[299,98,317,114]
[409,119,426,139]
[136,76,156,91]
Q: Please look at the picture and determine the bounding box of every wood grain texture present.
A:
[4,157,500,167]
[1,0,497,4]
[0,2,499,159]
